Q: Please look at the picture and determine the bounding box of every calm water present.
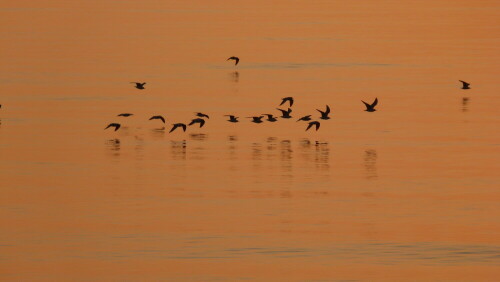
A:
[1,1,499,281]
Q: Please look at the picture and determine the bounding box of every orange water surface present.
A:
[0,0,499,281]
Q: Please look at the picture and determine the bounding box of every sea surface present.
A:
[0,1,499,281]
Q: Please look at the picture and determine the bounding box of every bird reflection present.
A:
[252,143,263,161]
[189,133,208,141]
[364,149,378,180]
[229,71,239,83]
[280,140,293,174]
[105,139,121,157]
[298,139,330,171]
[462,97,470,112]
[314,141,330,169]
[150,127,165,139]
[266,137,278,155]
[134,135,145,160]
[171,140,187,160]
[227,135,238,161]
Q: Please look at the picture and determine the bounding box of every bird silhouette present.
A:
[297,115,312,122]
[306,121,320,131]
[262,114,278,122]
[317,105,331,120]
[169,123,187,133]
[105,123,121,131]
[459,80,470,89]
[247,116,264,123]
[227,56,239,65]
[189,118,206,128]
[149,115,166,123]
[361,98,378,112]
[276,108,292,118]
[131,82,146,90]
[195,112,209,119]
[225,115,239,123]
[280,97,294,107]
[117,113,133,117]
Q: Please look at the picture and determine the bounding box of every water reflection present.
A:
[227,135,237,161]
[105,139,121,157]
[189,133,208,141]
[462,97,470,112]
[150,127,165,139]
[298,139,330,170]
[134,135,145,160]
[314,141,330,169]
[171,140,187,160]
[229,71,239,83]
[280,140,293,176]
[364,149,378,180]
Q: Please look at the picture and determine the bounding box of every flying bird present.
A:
[306,121,320,131]
[105,123,121,131]
[225,115,239,123]
[280,97,294,107]
[317,105,331,120]
[149,115,166,123]
[189,118,206,128]
[247,116,264,123]
[131,82,146,90]
[459,80,470,89]
[361,98,378,112]
[227,56,239,65]
[195,112,210,119]
[276,108,292,119]
[169,123,187,133]
[117,113,133,117]
[262,114,278,122]
[297,115,312,122]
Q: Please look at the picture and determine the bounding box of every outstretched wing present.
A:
[169,124,178,133]
[199,119,205,128]
[276,108,286,114]
[325,105,330,114]
[459,80,470,87]
[361,100,371,110]
[159,116,165,123]
[234,58,239,65]
[314,121,320,131]
[306,123,313,131]
[181,124,187,131]
[371,98,378,107]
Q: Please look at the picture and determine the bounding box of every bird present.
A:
[227,56,239,65]
[276,108,292,119]
[297,115,312,122]
[306,121,320,131]
[247,116,264,123]
[149,115,166,123]
[317,105,331,120]
[280,97,294,107]
[225,115,239,123]
[131,82,146,90]
[195,112,210,119]
[169,123,187,133]
[361,98,378,112]
[262,114,278,122]
[459,80,470,89]
[117,113,133,117]
[105,123,121,131]
[189,118,206,128]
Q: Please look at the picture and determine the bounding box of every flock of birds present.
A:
[0,57,472,134]
[103,57,471,133]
